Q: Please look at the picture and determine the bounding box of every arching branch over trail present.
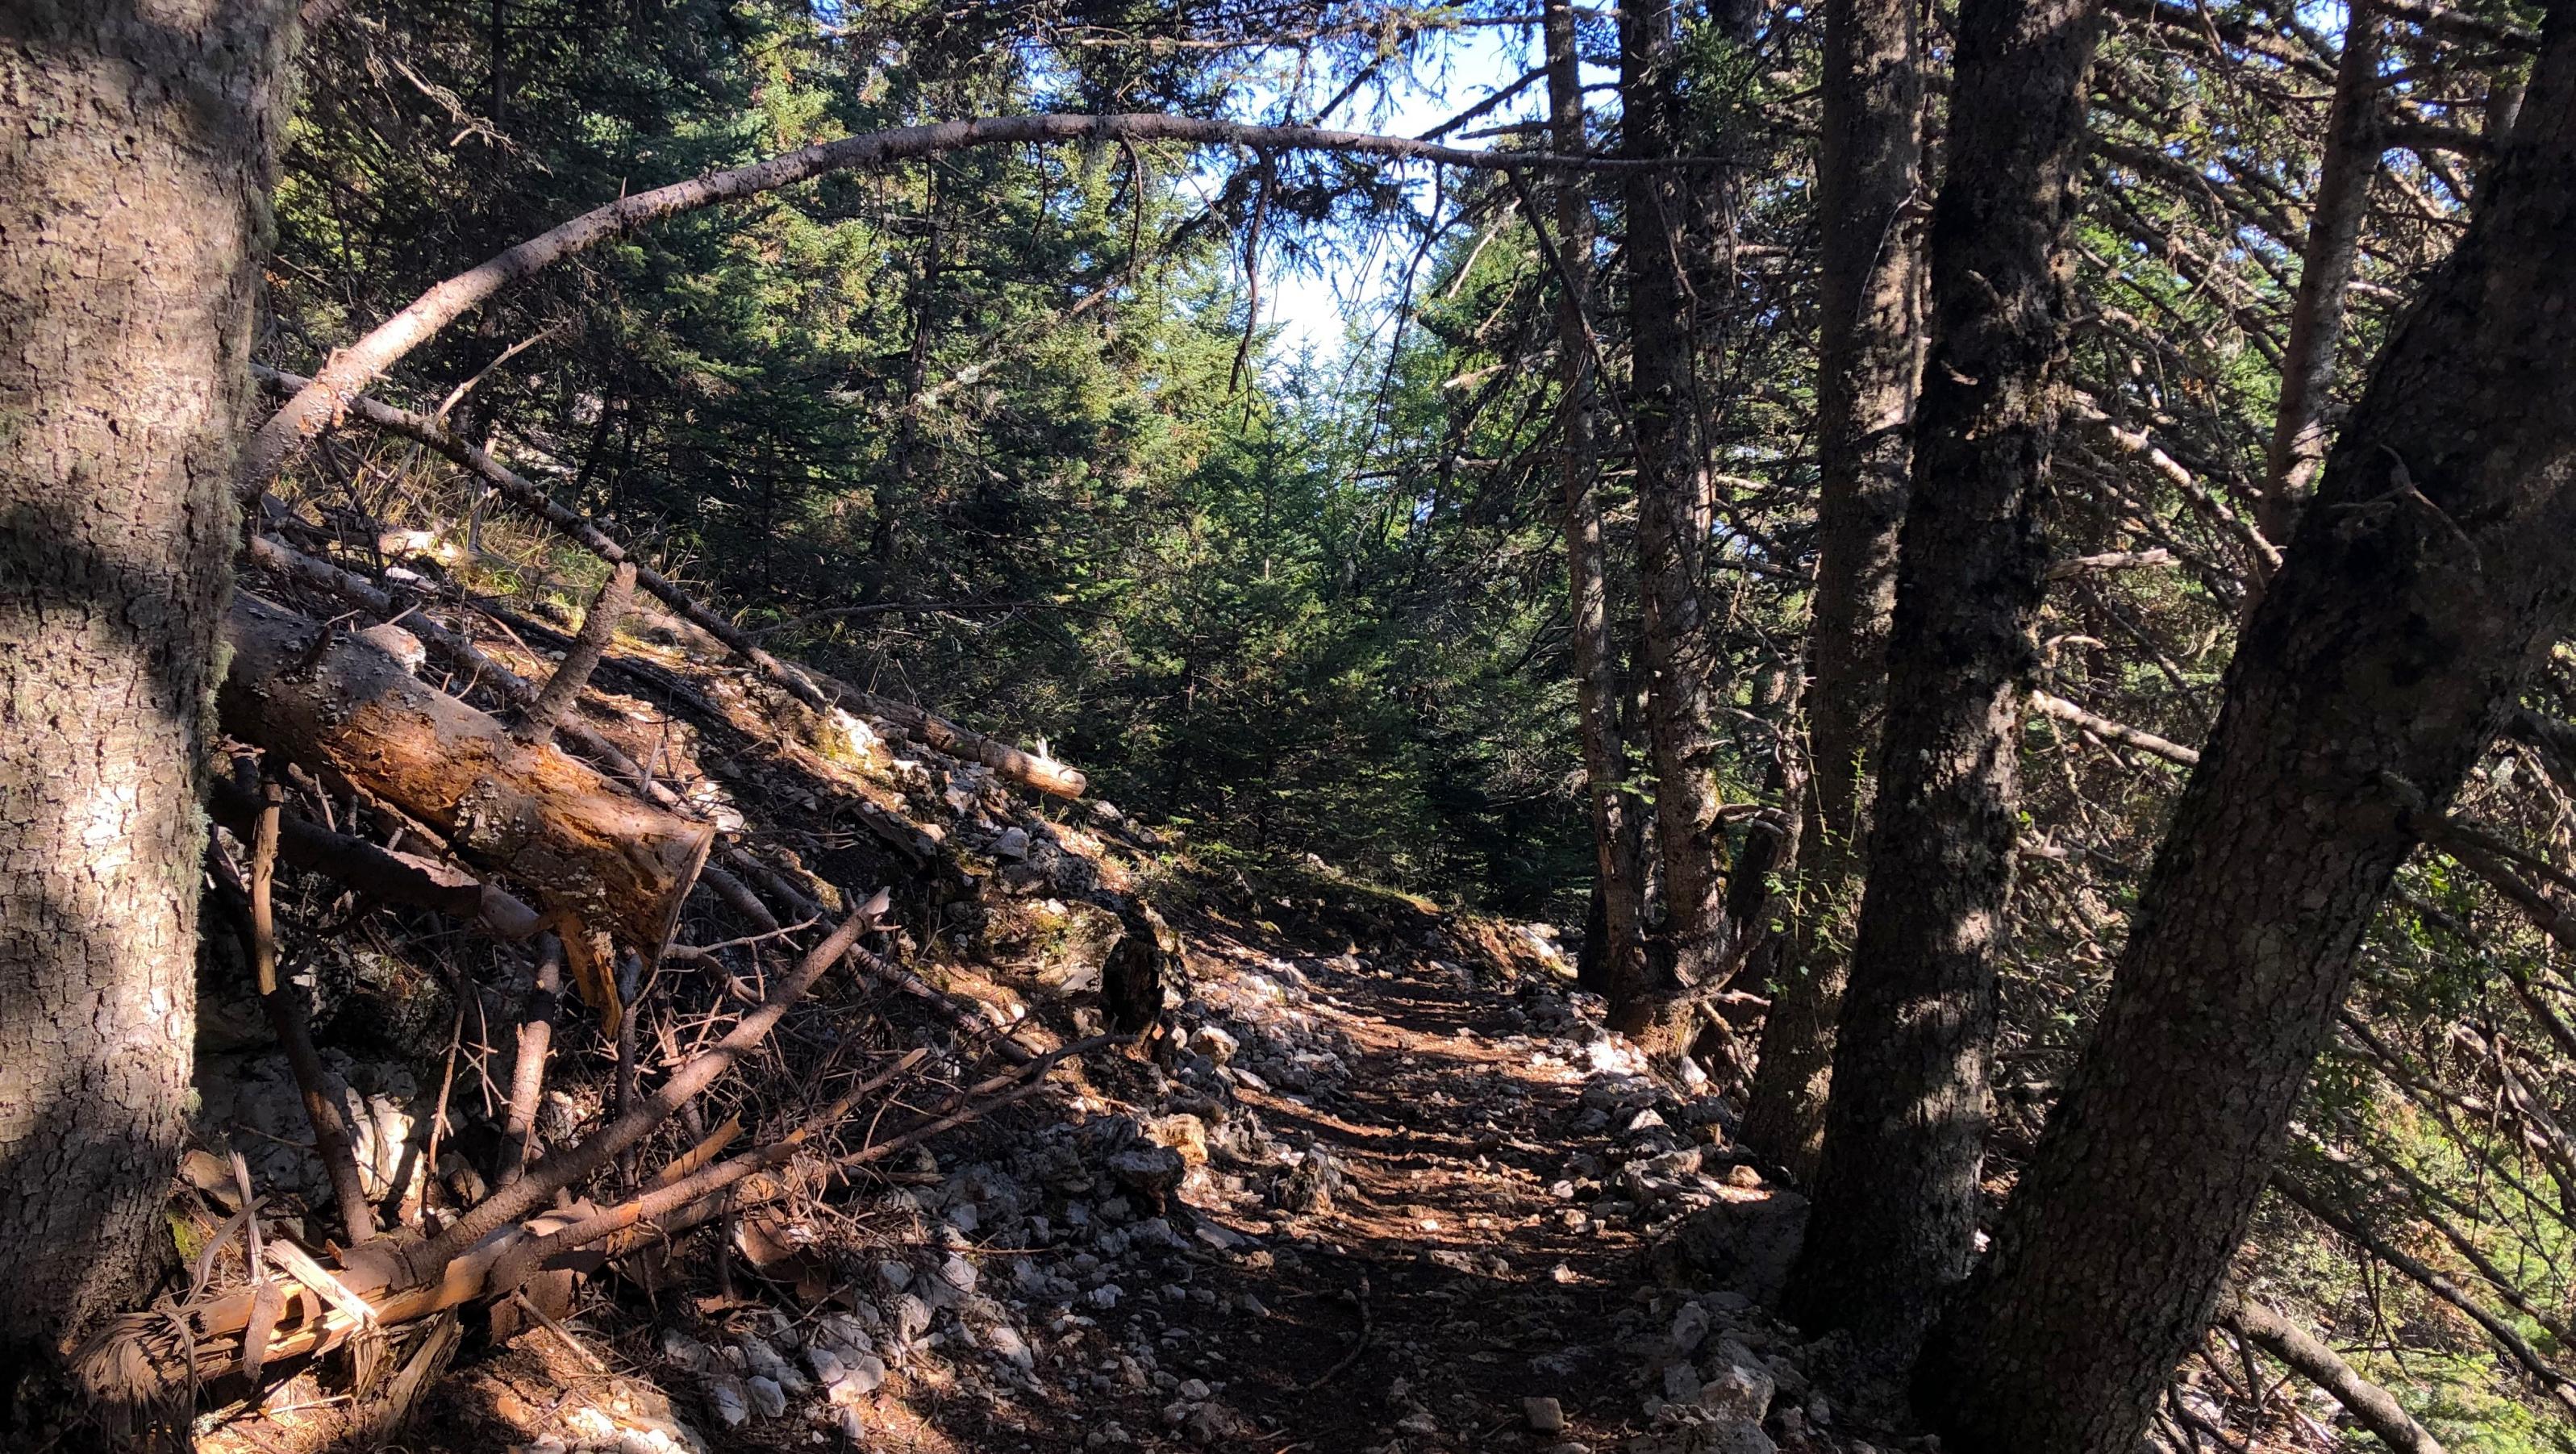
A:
[242,112,1703,495]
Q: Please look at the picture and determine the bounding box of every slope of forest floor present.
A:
[273,901,1850,1454]
[155,525,1878,1454]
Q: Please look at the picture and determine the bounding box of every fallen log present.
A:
[252,368,1089,800]
[220,591,715,964]
[2215,1292,2446,1454]
[245,533,693,816]
[805,669,1089,801]
[207,778,542,941]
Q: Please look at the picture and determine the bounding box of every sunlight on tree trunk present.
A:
[1921,10,2576,1443]
[1740,0,1927,1182]
[0,0,301,1356]
[1785,0,2107,1361]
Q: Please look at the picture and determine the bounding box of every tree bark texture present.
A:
[1920,10,2576,1448]
[219,593,715,966]
[2254,0,2384,564]
[1740,0,1927,1181]
[1620,0,1729,1006]
[1546,0,1649,1004]
[0,0,300,1354]
[1784,0,2105,1360]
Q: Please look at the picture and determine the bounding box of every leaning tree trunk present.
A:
[0,0,301,1359]
[1546,0,1649,1002]
[1619,0,1729,1015]
[1782,0,2105,1362]
[1740,0,1927,1183]
[1919,11,2576,1448]
[2252,0,2384,573]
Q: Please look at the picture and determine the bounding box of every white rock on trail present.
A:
[1697,1339,1774,1421]
[829,1354,888,1402]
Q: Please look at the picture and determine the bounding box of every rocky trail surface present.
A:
[382,904,1879,1454]
[151,546,1880,1454]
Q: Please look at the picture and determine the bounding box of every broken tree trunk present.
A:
[245,533,697,819]
[517,563,634,748]
[219,592,715,963]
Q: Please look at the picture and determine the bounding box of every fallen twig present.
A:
[393,904,879,1287]
[495,935,565,1189]
[242,777,377,1247]
[1297,1272,1373,1393]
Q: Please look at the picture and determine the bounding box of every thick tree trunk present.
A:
[1782,0,2104,1360]
[219,594,715,971]
[1920,11,2576,1447]
[2253,0,2384,568]
[0,0,300,1357]
[1740,0,1927,1181]
[1619,0,1729,1010]
[1547,0,1649,1002]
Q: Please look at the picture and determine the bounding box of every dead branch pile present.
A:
[92,437,1158,1434]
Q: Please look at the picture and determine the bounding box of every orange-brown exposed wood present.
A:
[219,592,714,961]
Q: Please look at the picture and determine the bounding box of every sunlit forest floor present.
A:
[115,515,2345,1454]
[200,874,1834,1454]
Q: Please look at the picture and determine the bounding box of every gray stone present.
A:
[1695,1341,1774,1422]
[1524,1396,1565,1433]
[830,1354,887,1402]
[1662,1361,1703,1403]
[1645,1192,1808,1308]
[1694,1418,1776,1454]
[1669,1301,1712,1356]
[1186,1024,1240,1064]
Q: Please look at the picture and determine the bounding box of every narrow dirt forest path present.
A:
[823,911,1808,1454]
[410,901,1819,1454]
[1074,938,1661,1452]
